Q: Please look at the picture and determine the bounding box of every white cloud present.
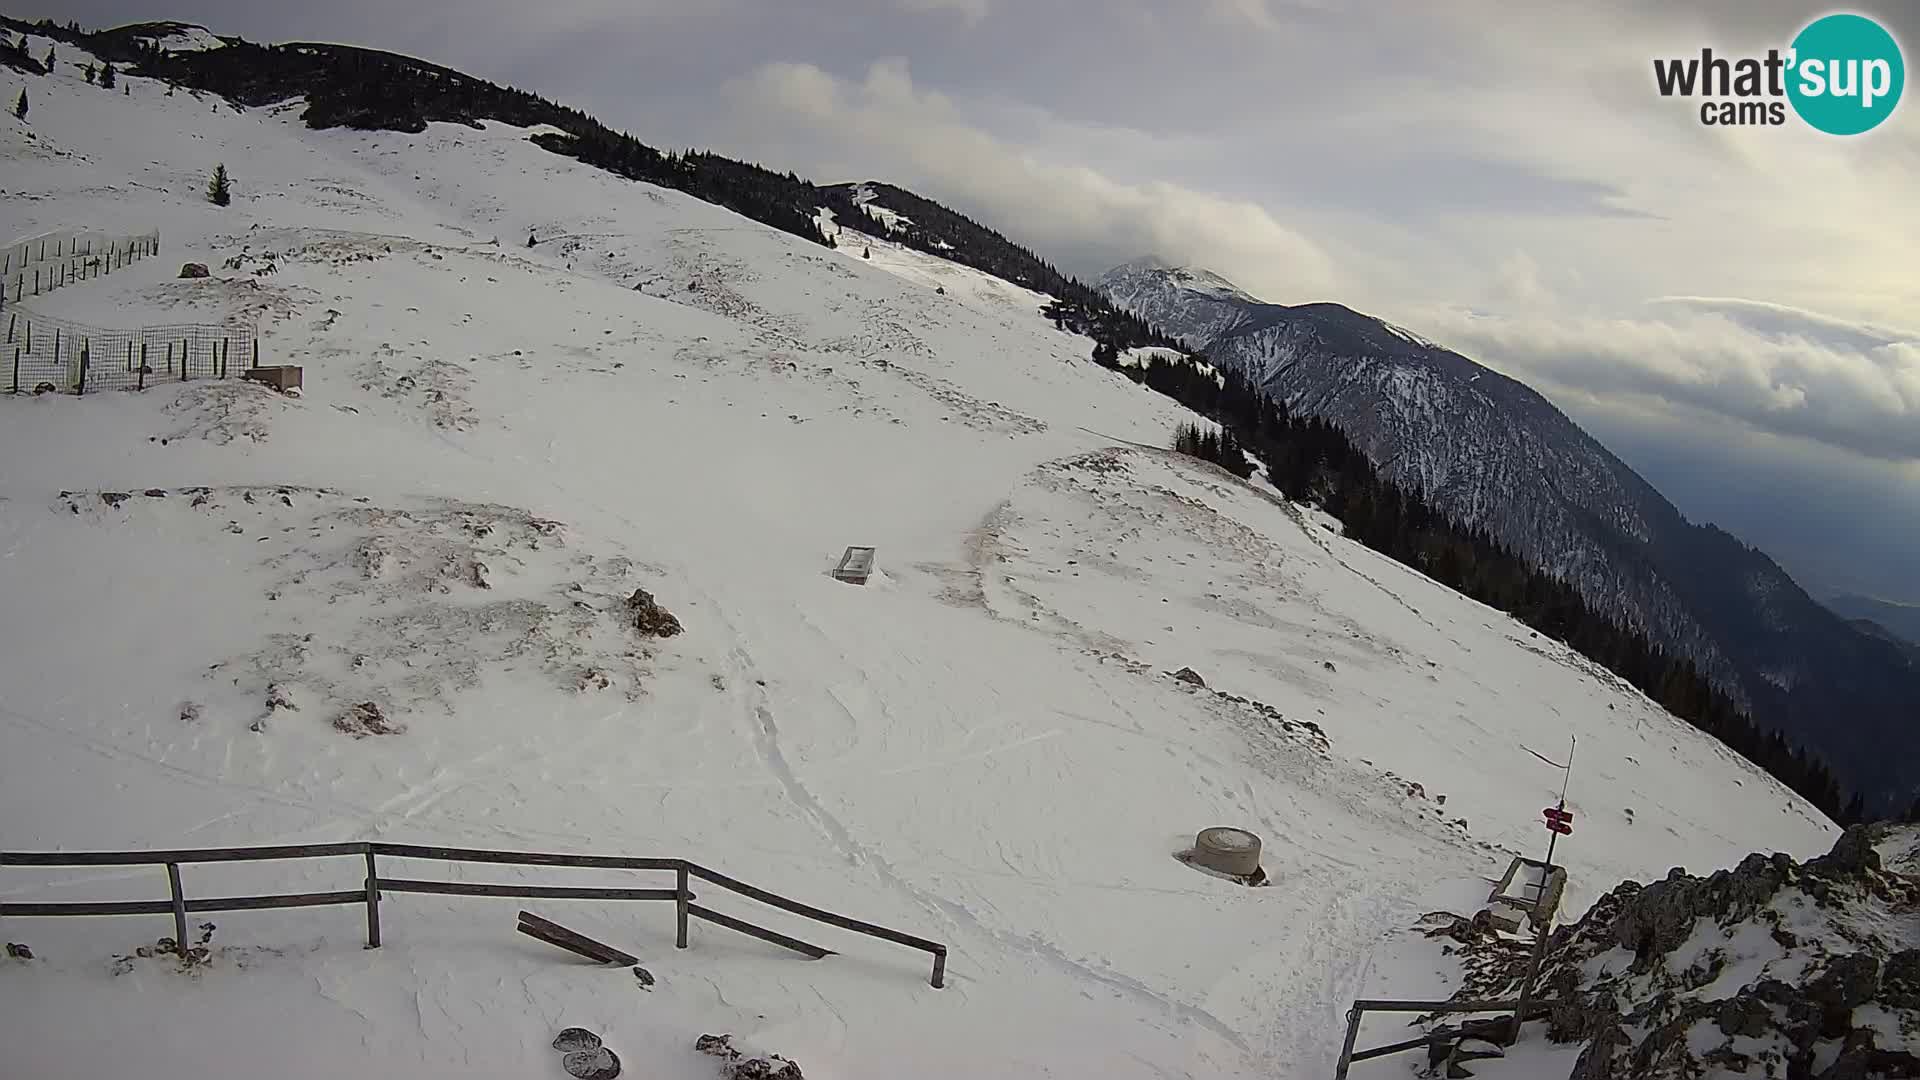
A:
[723,58,1339,301]
[1408,300,1920,464]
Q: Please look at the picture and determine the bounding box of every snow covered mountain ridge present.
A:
[0,16,1845,1079]
[1097,259,1920,818]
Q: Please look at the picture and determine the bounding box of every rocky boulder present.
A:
[624,589,683,638]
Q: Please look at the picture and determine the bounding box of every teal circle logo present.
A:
[1787,13,1904,135]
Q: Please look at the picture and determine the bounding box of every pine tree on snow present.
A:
[99,62,115,90]
[207,162,232,206]
[13,87,26,121]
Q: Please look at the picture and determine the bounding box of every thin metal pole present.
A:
[1333,1003,1364,1080]
[137,343,147,391]
[364,850,381,948]
[1542,736,1574,870]
[675,864,690,948]
[165,863,189,955]
[930,948,947,989]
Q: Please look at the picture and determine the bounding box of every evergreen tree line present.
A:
[1171,421,1255,479]
[1113,348,1869,825]
[0,29,46,76]
[820,183,1180,353]
[23,25,834,249]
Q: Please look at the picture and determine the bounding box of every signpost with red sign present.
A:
[1543,806,1574,834]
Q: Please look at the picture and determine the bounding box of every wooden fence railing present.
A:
[0,841,948,987]
[1331,996,1570,1078]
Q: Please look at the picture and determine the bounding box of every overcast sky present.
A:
[24,0,1920,606]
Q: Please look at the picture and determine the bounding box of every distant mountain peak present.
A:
[1102,257,1260,306]
[1098,260,1920,814]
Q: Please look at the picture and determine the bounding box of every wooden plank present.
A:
[0,899,175,917]
[186,891,368,913]
[1,842,370,867]
[686,903,833,960]
[373,844,681,872]
[1350,1032,1451,1064]
[515,910,638,965]
[3,891,367,917]
[687,863,942,954]
[380,878,679,902]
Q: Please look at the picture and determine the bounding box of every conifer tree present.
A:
[84,62,95,84]
[13,87,26,120]
[207,162,231,206]
[100,62,115,90]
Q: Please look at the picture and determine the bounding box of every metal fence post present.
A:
[10,347,18,394]
[77,342,87,395]
[364,849,381,948]
[165,863,190,956]
[137,343,147,391]
[675,864,690,948]
[252,338,259,369]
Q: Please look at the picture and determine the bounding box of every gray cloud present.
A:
[1412,302,1920,464]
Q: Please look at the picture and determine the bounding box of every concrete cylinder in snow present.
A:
[1193,827,1262,877]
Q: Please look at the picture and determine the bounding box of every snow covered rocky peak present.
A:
[1439,824,1920,1079]
[1097,257,1262,347]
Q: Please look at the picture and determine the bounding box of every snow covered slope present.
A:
[0,31,1836,1080]
[1097,259,1920,817]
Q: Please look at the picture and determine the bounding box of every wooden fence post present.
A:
[675,864,690,949]
[221,338,229,378]
[252,338,259,369]
[364,849,381,948]
[126,341,134,373]
[78,341,88,395]
[931,947,947,989]
[165,863,190,956]
[1332,1003,1364,1080]
[138,343,147,391]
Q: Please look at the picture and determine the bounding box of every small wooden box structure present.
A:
[832,546,876,585]
[242,364,303,392]
[1484,856,1567,932]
